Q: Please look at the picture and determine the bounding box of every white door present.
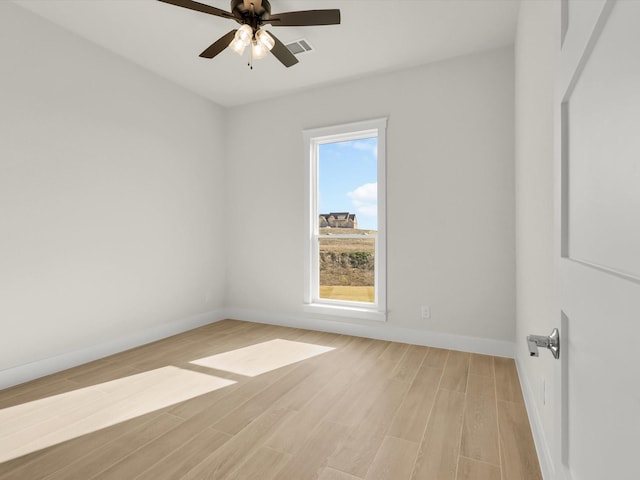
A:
[556,1,640,479]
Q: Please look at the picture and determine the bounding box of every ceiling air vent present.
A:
[285,39,314,55]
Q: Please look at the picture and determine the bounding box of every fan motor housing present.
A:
[231,0,271,19]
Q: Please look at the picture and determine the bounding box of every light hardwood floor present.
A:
[0,320,542,479]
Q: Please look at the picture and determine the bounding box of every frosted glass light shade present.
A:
[236,24,253,45]
[229,24,253,56]
[229,38,246,55]
[256,29,275,51]
[252,40,269,59]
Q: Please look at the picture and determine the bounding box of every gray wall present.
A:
[225,48,516,344]
[514,1,556,474]
[0,2,228,374]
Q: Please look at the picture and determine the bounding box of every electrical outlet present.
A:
[420,305,431,319]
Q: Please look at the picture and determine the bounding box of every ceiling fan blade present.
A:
[265,9,341,27]
[267,31,299,68]
[157,0,235,20]
[199,30,237,58]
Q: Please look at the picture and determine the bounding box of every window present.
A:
[304,118,387,321]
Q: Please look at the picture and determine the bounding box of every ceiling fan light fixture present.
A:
[229,37,247,55]
[255,29,275,51]
[229,24,253,55]
[251,40,269,59]
[236,24,253,45]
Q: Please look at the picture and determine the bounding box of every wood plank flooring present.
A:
[0,320,542,479]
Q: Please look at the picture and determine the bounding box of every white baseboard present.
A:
[224,307,516,358]
[1,307,515,390]
[0,309,226,390]
[515,354,555,480]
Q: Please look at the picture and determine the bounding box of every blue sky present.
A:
[318,137,378,230]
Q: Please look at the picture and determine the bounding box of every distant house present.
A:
[319,212,358,229]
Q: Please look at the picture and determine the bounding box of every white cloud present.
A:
[351,140,377,157]
[336,139,377,157]
[348,182,377,217]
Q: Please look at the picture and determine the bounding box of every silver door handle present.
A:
[527,328,560,359]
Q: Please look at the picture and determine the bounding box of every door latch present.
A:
[527,328,560,359]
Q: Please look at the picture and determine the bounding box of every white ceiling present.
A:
[13,0,520,107]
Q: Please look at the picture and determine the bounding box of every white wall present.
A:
[514,1,557,477]
[225,48,516,351]
[0,2,227,383]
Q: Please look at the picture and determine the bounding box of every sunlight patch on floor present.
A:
[190,338,335,377]
[0,366,235,463]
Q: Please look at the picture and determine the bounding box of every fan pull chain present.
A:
[249,2,255,69]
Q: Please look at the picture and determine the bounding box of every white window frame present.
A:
[303,118,387,322]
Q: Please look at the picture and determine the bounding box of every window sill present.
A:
[303,303,387,322]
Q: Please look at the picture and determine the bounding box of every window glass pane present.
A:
[319,235,375,303]
[318,137,378,231]
[316,136,378,305]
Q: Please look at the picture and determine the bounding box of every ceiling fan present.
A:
[158,0,341,68]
